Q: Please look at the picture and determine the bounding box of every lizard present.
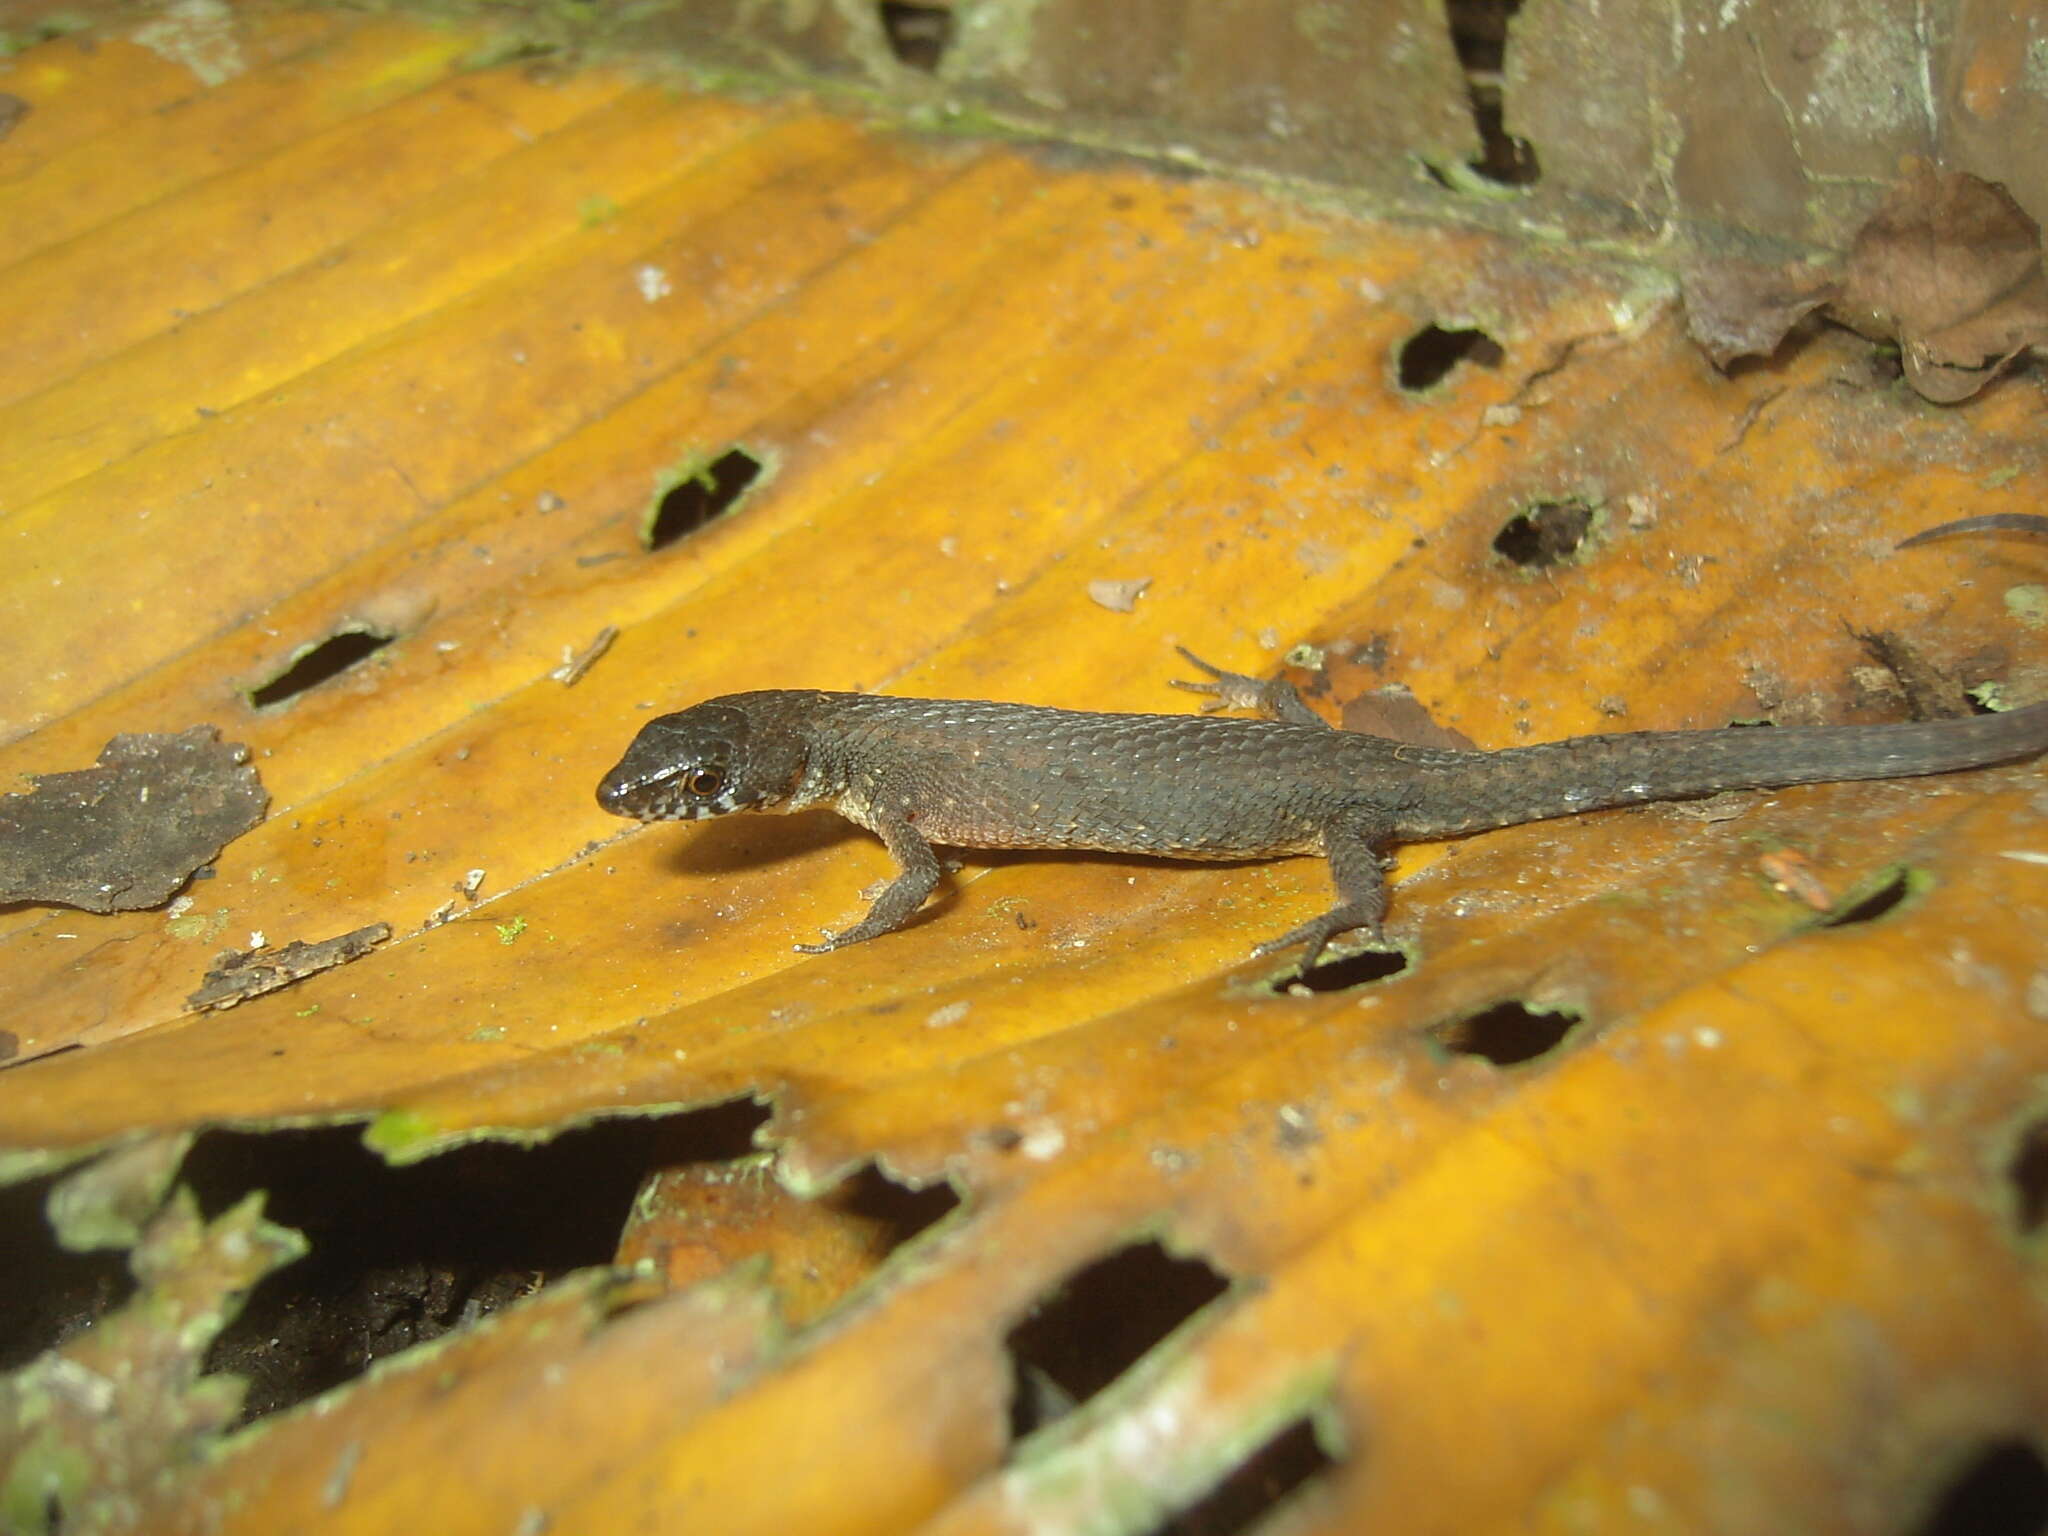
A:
[595,649,2048,967]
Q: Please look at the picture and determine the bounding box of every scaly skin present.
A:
[596,657,2048,965]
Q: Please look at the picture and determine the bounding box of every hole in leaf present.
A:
[1147,1413,1335,1536]
[1493,498,1593,568]
[1434,1000,1582,1066]
[645,446,765,551]
[1397,324,1505,391]
[1006,1240,1231,1442]
[1291,946,1410,993]
[192,1100,769,1422]
[878,1,952,71]
[247,626,393,707]
[1914,1438,2048,1536]
[2007,1121,2048,1234]
[1442,0,1541,187]
[1821,866,1914,928]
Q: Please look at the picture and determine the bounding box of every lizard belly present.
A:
[903,765,1324,858]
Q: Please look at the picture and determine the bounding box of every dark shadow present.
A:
[1398,324,1505,391]
[1493,498,1593,567]
[2007,1119,2048,1235]
[190,1101,768,1422]
[1433,999,1582,1066]
[660,807,861,879]
[1152,1414,1336,1536]
[1007,1240,1232,1442]
[0,1167,136,1372]
[247,627,393,707]
[645,447,765,552]
[878,1,952,70]
[818,1162,960,1251]
[1912,1438,2048,1536]
[1820,866,1915,928]
[1442,0,1540,186]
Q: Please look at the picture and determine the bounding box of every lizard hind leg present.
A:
[1169,647,1329,728]
[1251,811,1394,969]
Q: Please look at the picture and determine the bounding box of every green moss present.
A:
[361,1107,443,1159]
[2003,585,2048,631]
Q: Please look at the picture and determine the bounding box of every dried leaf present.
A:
[1681,169,2048,403]
[0,727,267,913]
[1679,255,1841,368]
[45,1133,196,1251]
[1,1180,305,1535]
[1834,166,2048,402]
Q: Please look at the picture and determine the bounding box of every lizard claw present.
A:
[1252,912,1387,972]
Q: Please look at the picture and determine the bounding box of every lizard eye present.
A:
[685,768,727,799]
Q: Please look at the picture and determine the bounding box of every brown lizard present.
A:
[596,650,2048,965]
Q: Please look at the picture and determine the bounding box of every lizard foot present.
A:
[1251,908,1386,972]
[794,914,903,953]
[1168,646,1275,714]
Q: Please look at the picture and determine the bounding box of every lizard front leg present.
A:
[1250,807,1394,968]
[794,805,943,953]
[1170,647,1330,729]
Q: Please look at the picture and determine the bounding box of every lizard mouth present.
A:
[597,778,747,822]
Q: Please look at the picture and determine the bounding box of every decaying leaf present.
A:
[45,1134,197,1252]
[0,727,267,913]
[1682,166,2048,402]
[157,1267,784,1534]
[1835,166,2048,402]
[1,1163,305,1535]
[1678,254,1841,368]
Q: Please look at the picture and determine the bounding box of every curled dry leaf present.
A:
[1682,167,2048,403]
[1836,166,2048,402]
[1678,256,1841,369]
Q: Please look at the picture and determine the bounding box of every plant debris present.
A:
[186,923,392,1012]
[0,1157,305,1536]
[548,625,617,686]
[1682,167,2048,403]
[0,727,268,913]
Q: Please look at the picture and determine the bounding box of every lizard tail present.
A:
[1395,701,2048,839]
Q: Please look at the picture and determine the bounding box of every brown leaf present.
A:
[1679,256,1841,369]
[1834,165,2048,401]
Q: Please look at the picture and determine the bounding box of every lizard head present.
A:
[595,698,807,822]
